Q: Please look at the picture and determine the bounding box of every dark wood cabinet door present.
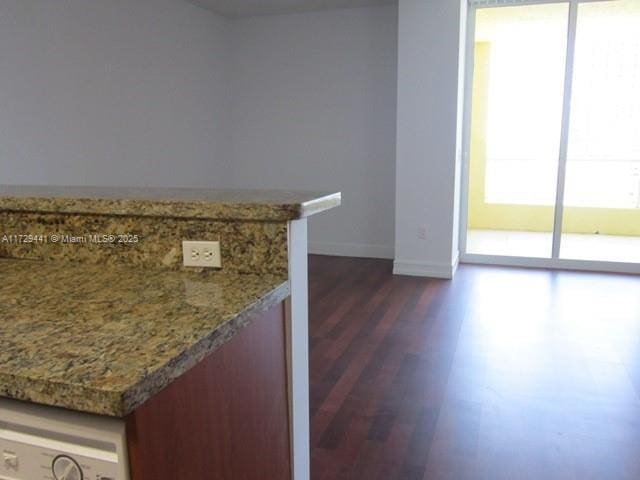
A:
[126,302,291,480]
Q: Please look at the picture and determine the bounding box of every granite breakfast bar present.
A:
[0,186,340,480]
[0,261,290,417]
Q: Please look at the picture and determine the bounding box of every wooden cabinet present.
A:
[125,302,291,480]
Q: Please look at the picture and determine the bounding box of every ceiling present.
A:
[188,0,397,19]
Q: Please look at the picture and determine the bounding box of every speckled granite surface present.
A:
[0,212,288,275]
[0,259,289,417]
[0,185,341,221]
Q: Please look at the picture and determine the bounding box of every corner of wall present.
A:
[393,0,466,278]
[392,250,459,279]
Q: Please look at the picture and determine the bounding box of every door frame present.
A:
[458,0,640,275]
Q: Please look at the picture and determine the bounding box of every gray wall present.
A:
[230,5,398,258]
[1,2,399,259]
[0,0,232,187]
[394,0,466,278]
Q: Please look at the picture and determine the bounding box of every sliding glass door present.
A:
[465,3,569,258]
[560,0,640,264]
[462,0,640,271]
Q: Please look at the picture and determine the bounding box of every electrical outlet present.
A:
[182,241,222,268]
[417,225,427,240]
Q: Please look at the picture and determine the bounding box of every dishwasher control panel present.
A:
[0,398,128,480]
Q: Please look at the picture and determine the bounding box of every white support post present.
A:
[286,218,309,480]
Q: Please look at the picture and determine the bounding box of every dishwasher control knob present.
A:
[52,455,83,480]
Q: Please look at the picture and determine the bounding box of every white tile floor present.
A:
[467,229,640,263]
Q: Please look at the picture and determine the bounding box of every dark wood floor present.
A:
[308,255,640,480]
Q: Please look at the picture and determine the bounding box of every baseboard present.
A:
[393,254,459,279]
[308,241,394,260]
[308,243,461,278]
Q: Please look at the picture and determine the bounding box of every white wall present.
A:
[229,6,398,259]
[0,0,231,188]
[394,0,466,278]
[0,1,468,271]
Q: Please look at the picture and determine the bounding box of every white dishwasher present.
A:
[0,397,129,480]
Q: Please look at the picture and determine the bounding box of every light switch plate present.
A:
[182,241,222,268]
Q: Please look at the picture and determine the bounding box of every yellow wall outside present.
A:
[468,42,640,236]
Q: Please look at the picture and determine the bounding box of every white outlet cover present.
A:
[182,241,222,268]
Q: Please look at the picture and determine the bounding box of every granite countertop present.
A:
[0,259,289,417]
[0,185,341,221]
